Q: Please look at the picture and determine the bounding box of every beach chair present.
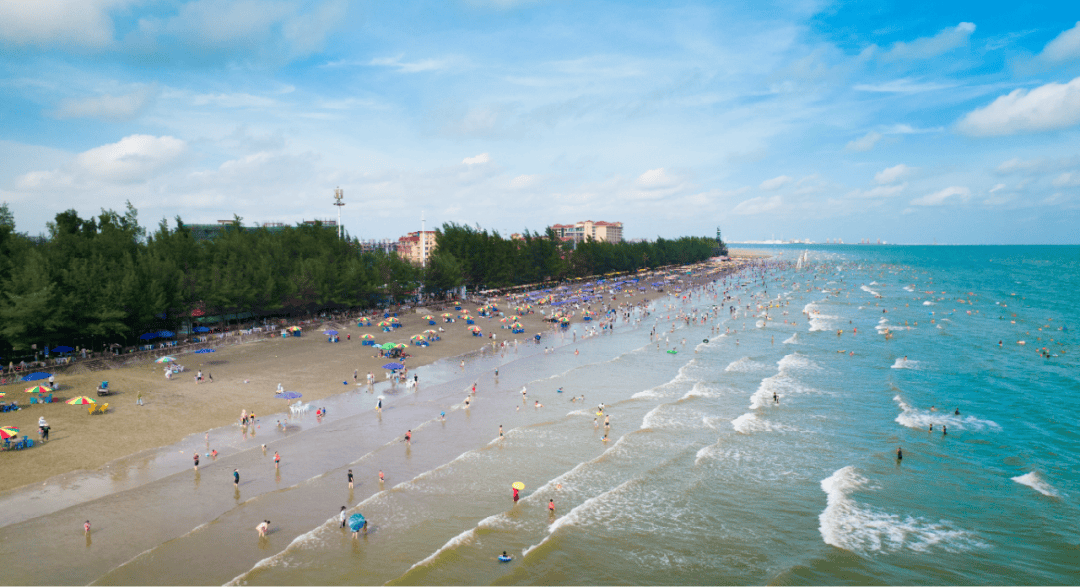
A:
[99,403,109,414]
[30,397,37,405]
[88,405,95,415]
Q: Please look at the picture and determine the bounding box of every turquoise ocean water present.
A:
[0,244,1076,585]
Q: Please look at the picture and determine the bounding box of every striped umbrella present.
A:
[155,356,177,363]
[469,325,482,332]
[24,385,53,394]
[360,334,375,340]
[422,315,434,320]
[0,426,18,440]
[66,396,96,405]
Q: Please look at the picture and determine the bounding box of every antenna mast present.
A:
[333,187,345,239]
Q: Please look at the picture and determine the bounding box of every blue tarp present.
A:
[22,372,52,382]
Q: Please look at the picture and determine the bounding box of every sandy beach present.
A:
[0,257,757,494]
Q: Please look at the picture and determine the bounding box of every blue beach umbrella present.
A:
[382,362,403,370]
[52,346,74,353]
[275,391,302,399]
[22,372,52,382]
[348,513,366,532]
[139,333,157,340]
[324,330,338,336]
[157,330,175,338]
[192,326,211,333]
[194,348,216,354]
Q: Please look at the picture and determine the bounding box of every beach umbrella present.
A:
[392,343,406,349]
[423,330,437,335]
[348,513,366,532]
[192,326,211,333]
[157,330,175,338]
[52,346,74,353]
[499,317,508,323]
[194,348,215,354]
[0,427,18,440]
[22,372,51,382]
[139,333,157,340]
[387,317,400,323]
[66,396,96,405]
[422,315,434,320]
[441,313,453,318]
[512,481,525,490]
[468,325,482,331]
[360,334,375,340]
[324,330,338,336]
[155,356,177,363]
[410,335,425,341]
[275,391,302,399]
[382,362,403,370]
[24,385,52,394]
[379,343,395,350]
[377,321,392,328]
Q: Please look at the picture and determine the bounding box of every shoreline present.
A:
[0,258,758,497]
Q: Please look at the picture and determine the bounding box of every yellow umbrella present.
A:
[512,481,525,490]
[24,385,53,394]
[66,396,96,405]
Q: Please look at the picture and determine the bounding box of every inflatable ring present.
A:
[702,338,709,343]
[498,555,513,562]
[667,350,678,354]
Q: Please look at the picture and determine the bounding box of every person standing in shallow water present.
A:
[896,447,903,460]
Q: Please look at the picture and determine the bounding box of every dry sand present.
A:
[0,257,760,493]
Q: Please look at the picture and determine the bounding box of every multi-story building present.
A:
[358,238,397,254]
[397,230,437,265]
[550,220,623,244]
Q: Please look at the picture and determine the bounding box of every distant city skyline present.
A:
[1,1,1079,244]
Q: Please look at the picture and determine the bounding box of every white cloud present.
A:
[910,186,970,206]
[510,174,535,188]
[16,135,188,188]
[847,183,907,199]
[846,131,881,152]
[882,22,976,61]
[957,77,1080,136]
[50,86,157,120]
[882,124,943,134]
[1053,172,1080,187]
[854,78,955,93]
[638,167,667,185]
[369,54,451,73]
[875,164,912,184]
[732,195,781,215]
[462,153,491,165]
[192,92,277,109]
[1039,21,1080,64]
[0,0,127,49]
[989,183,1006,193]
[759,175,792,190]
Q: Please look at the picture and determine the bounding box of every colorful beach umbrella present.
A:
[0,427,18,440]
[392,343,406,349]
[360,333,375,340]
[66,396,96,405]
[380,343,395,350]
[377,321,392,327]
[469,325,482,332]
[422,330,437,335]
[422,315,434,320]
[410,335,425,341]
[24,385,52,394]
[154,356,177,363]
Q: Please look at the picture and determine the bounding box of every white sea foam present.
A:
[407,526,478,571]
[1012,471,1063,497]
[923,301,935,306]
[904,285,915,292]
[819,466,988,554]
[749,354,821,409]
[891,358,919,369]
[681,382,721,399]
[783,333,799,344]
[861,285,880,297]
[893,395,1001,432]
[756,319,765,328]
[724,356,767,373]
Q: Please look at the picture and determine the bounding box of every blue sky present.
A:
[1,0,1078,244]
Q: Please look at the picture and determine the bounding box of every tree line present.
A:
[0,203,724,356]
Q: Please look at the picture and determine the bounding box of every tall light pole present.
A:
[333,187,345,239]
